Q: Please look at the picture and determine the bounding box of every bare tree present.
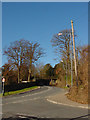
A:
[51,29,71,57]
[25,42,44,82]
[4,39,29,83]
[51,29,72,73]
[4,39,44,83]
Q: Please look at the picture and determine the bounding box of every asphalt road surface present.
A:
[2,86,89,120]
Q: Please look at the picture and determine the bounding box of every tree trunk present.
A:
[28,59,32,82]
[18,67,20,83]
[28,68,31,82]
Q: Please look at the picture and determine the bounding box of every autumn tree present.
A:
[67,45,88,104]
[77,45,88,86]
[41,64,54,79]
[2,63,17,84]
[54,63,64,78]
[45,64,54,79]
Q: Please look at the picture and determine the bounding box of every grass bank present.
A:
[2,86,39,97]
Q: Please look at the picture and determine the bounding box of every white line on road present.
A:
[47,99,88,109]
[17,113,36,118]
[18,116,27,118]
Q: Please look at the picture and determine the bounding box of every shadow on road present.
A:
[1,114,89,120]
[69,114,90,120]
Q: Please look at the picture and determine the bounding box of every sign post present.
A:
[2,77,5,96]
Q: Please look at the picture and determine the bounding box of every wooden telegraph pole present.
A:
[70,33,73,87]
[71,20,78,87]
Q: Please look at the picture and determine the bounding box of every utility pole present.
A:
[71,20,78,87]
[66,56,68,86]
[70,33,73,87]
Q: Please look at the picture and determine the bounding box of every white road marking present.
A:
[17,113,36,118]
[18,116,27,118]
[47,99,88,109]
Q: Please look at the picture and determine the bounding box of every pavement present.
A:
[47,88,89,109]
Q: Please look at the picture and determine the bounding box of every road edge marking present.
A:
[47,99,88,109]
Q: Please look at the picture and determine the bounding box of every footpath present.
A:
[47,89,89,109]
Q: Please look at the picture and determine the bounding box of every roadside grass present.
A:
[0,94,2,97]
[63,86,68,89]
[1,86,39,97]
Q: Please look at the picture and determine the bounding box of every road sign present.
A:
[2,78,5,82]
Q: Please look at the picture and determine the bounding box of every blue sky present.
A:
[2,2,88,67]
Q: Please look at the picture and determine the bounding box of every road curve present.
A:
[2,86,88,119]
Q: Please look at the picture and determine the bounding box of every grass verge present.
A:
[2,86,39,97]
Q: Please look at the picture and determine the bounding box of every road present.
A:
[2,86,88,119]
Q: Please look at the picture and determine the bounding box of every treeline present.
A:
[2,61,62,85]
[1,38,61,85]
[2,43,88,88]
[1,29,88,89]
